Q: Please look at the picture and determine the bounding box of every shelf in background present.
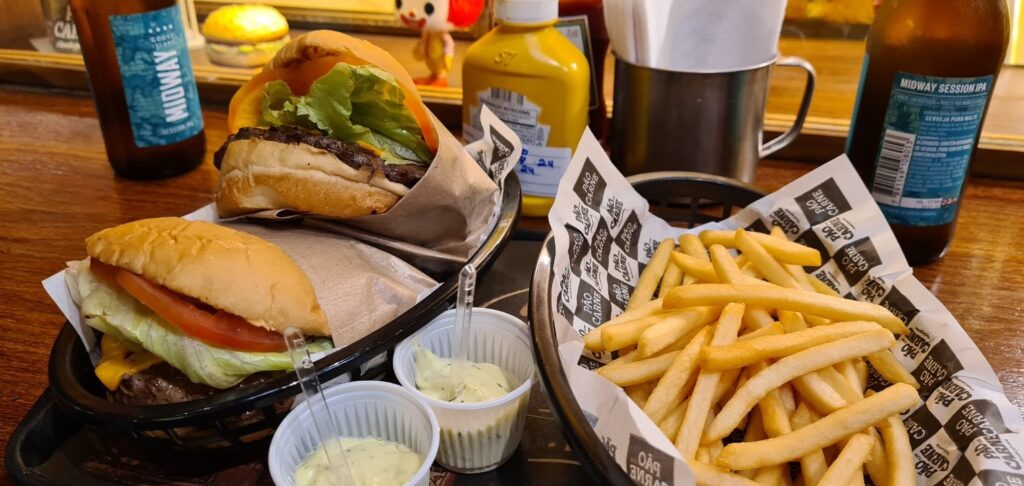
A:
[1,32,1021,179]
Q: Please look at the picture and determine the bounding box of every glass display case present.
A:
[2,0,1021,177]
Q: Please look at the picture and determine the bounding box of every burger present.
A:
[214,30,440,219]
[67,217,332,405]
[201,4,290,68]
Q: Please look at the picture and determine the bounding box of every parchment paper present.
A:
[547,129,1024,485]
[224,223,437,348]
[225,107,520,259]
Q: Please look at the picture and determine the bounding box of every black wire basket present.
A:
[46,174,521,450]
[528,171,765,484]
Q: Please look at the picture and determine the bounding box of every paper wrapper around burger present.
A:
[220,107,521,261]
[224,223,437,348]
[546,129,1024,486]
[42,204,439,363]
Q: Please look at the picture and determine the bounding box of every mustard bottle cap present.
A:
[495,0,558,24]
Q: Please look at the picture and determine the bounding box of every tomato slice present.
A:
[91,260,286,352]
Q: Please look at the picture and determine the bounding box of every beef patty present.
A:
[214,126,428,188]
[110,363,276,406]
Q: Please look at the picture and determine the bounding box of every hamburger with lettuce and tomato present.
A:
[214,30,440,219]
[67,217,332,404]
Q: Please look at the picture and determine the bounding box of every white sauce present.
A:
[413,345,513,403]
[294,437,421,486]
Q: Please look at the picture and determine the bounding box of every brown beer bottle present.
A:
[70,0,205,179]
[845,0,1009,265]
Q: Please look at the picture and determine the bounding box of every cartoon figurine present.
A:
[397,0,485,87]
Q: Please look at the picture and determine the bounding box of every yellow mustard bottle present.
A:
[462,0,590,217]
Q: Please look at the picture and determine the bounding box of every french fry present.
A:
[658,399,688,442]
[808,276,840,297]
[675,304,744,458]
[708,439,724,463]
[712,368,742,406]
[864,426,889,486]
[816,433,874,486]
[778,383,796,415]
[836,359,862,391]
[695,447,711,464]
[582,327,604,351]
[880,413,916,486]
[603,307,713,352]
[679,234,709,285]
[637,306,719,356]
[709,244,745,282]
[664,284,909,335]
[867,350,921,388]
[791,372,848,415]
[714,383,921,470]
[687,460,761,486]
[855,360,869,389]
[734,228,802,289]
[739,321,785,340]
[753,463,787,486]
[709,244,776,330]
[644,327,712,422]
[627,239,675,310]
[818,366,865,404]
[597,349,682,386]
[705,329,896,441]
[764,229,832,327]
[702,321,883,371]
[739,261,762,279]
[659,258,684,296]
[699,229,822,267]
[582,298,664,351]
[758,383,793,438]
[603,347,640,368]
[790,403,828,486]
[672,252,720,283]
[739,410,765,479]
[625,381,655,407]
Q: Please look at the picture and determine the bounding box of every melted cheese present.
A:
[95,334,163,391]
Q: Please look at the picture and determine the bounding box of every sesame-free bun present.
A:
[215,138,404,219]
[85,217,329,337]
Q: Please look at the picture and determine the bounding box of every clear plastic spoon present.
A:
[284,327,356,486]
[450,263,476,401]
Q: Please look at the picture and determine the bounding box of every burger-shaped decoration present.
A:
[202,4,290,68]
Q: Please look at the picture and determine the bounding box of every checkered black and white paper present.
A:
[549,129,1024,486]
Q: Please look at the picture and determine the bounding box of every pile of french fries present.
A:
[584,227,921,486]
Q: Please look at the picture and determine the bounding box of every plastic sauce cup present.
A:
[394,308,536,473]
[268,381,440,486]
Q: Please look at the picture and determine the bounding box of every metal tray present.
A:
[43,174,521,448]
[528,171,765,484]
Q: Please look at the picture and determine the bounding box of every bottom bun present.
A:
[216,138,401,218]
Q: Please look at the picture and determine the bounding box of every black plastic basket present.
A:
[528,171,764,484]
[46,174,521,449]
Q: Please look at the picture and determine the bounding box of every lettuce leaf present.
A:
[77,267,332,389]
[259,64,432,164]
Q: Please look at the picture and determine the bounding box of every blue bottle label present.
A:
[869,72,992,226]
[109,5,203,148]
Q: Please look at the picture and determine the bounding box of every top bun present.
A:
[86,217,329,337]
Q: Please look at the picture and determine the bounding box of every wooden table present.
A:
[2,87,1023,479]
